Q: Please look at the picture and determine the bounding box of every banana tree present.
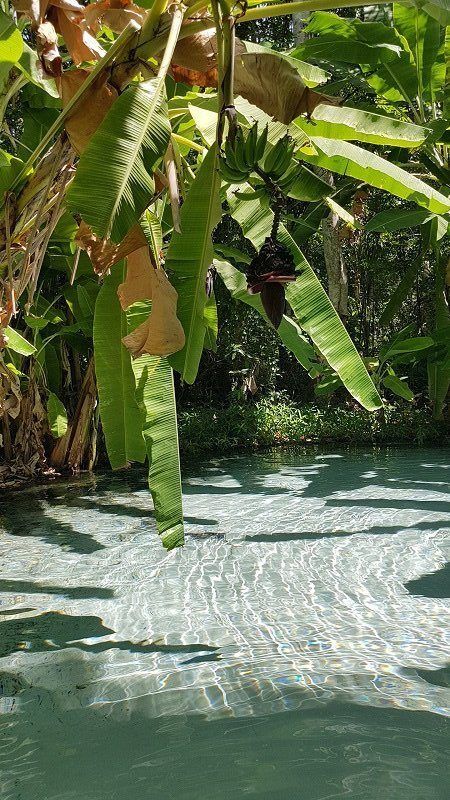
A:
[0,0,448,546]
[291,5,450,416]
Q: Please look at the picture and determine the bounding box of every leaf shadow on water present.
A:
[0,611,220,660]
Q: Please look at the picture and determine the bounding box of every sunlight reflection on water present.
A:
[0,448,448,799]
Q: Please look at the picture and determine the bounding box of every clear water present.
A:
[0,448,449,800]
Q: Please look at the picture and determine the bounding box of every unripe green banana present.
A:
[233,129,249,173]
[244,123,258,170]
[234,187,268,201]
[255,124,269,163]
[219,160,248,184]
[224,138,240,173]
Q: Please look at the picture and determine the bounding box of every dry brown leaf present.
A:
[117,247,154,310]
[12,0,49,26]
[122,268,185,358]
[170,64,217,88]
[171,27,339,124]
[36,20,62,77]
[234,52,340,124]
[0,359,21,420]
[53,6,106,65]
[59,68,118,154]
[75,221,147,274]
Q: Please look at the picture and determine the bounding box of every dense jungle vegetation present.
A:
[0,0,448,547]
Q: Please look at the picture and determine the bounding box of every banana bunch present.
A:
[219,123,298,192]
[219,124,267,183]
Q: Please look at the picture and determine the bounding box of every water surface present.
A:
[0,448,449,799]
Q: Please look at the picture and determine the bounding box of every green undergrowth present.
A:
[178,402,448,457]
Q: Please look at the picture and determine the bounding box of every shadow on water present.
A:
[405,563,450,599]
[0,580,114,600]
[0,449,449,800]
[0,611,220,660]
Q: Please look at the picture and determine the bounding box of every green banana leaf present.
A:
[294,12,403,65]
[127,302,184,550]
[215,259,320,375]
[393,3,441,97]
[68,77,170,242]
[167,144,221,383]
[227,189,383,411]
[93,264,146,469]
[0,9,23,91]
[47,392,68,438]
[366,207,449,233]
[3,326,36,356]
[295,104,430,148]
[301,137,450,215]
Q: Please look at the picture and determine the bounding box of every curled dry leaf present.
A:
[122,268,185,358]
[234,52,340,124]
[59,69,118,154]
[117,247,154,310]
[170,23,339,124]
[84,0,146,33]
[0,359,21,420]
[75,220,147,274]
[36,20,62,77]
[12,0,48,26]
[50,5,106,65]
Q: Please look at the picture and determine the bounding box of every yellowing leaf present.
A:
[118,247,154,310]
[122,269,185,358]
[75,220,147,274]
[59,69,118,154]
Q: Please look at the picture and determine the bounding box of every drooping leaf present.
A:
[122,267,185,358]
[234,50,340,125]
[127,301,184,550]
[59,69,118,155]
[382,373,414,401]
[67,77,171,242]
[227,189,382,410]
[241,41,330,88]
[295,12,403,65]
[93,263,146,469]
[300,137,450,215]
[118,247,154,310]
[47,392,68,438]
[3,326,36,356]
[295,103,430,148]
[166,144,221,383]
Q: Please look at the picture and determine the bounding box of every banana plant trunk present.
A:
[321,213,348,322]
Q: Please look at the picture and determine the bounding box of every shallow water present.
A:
[0,448,449,799]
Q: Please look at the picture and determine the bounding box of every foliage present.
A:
[178,400,449,456]
[0,0,448,547]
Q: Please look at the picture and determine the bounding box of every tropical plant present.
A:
[0,0,448,546]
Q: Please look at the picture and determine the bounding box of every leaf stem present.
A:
[238,0,389,23]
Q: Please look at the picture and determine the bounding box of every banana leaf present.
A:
[227,188,382,410]
[68,77,171,242]
[93,264,146,469]
[167,144,221,383]
[295,104,430,148]
[127,302,184,550]
[301,137,450,215]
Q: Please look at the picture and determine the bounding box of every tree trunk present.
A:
[321,213,348,322]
